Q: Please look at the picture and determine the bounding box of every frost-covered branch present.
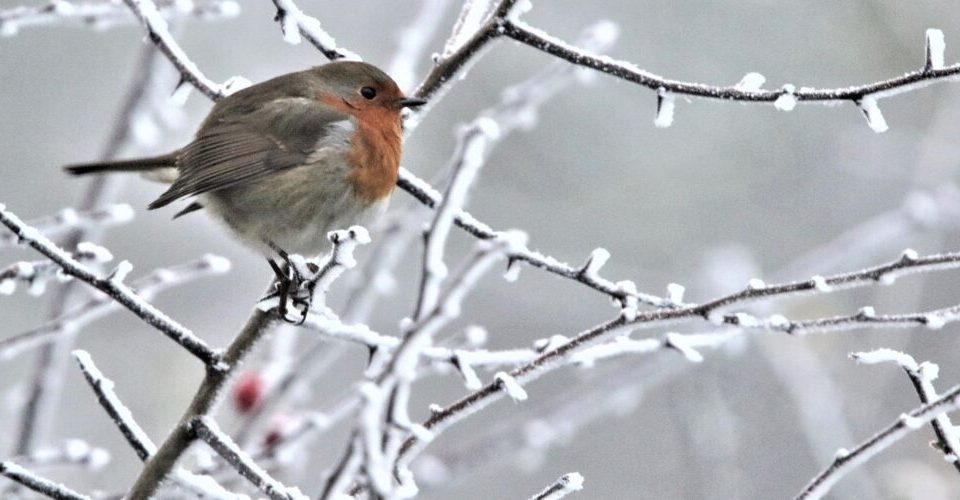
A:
[530,472,584,500]
[0,205,133,248]
[6,440,109,471]
[72,350,240,499]
[73,350,156,461]
[0,461,90,500]
[1,242,113,297]
[348,19,620,323]
[129,228,367,498]
[270,0,361,61]
[499,20,960,131]
[0,204,220,365]
[388,0,452,91]
[0,254,230,360]
[189,416,306,500]
[850,349,960,471]
[0,0,238,36]
[413,118,499,320]
[121,0,248,100]
[796,382,960,499]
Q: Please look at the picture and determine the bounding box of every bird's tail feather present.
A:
[64,154,176,176]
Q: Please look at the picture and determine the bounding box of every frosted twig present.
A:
[350,19,622,324]
[121,0,234,100]
[499,19,960,110]
[413,118,500,320]
[0,0,238,36]
[389,249,960,473]
[530,472,584,500]
[796,382,960,499]
[14,28,180,461]
[850,349,960,471]
[0,461,90,500]
[189,416,305,500]
[0,255,230,360]
[128,227,366,498]
[73,350,156,461]
[0,204,220,365]
[396,169,670,308]
[0,205,133,248]
[410,0,525,114]
[270,0,361,61]
[1,243,113,297]
[6,440,109,471]
[257,226,371,316]
[72,351,239,499]
[387,0,451,90]
[441,0,493,59]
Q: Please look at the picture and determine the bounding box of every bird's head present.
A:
[310,61,426,114]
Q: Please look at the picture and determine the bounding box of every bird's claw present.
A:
[263,251,317,325]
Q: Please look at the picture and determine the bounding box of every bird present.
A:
[66,61,426,318]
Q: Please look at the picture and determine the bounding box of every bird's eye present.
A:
[360,87,377,100]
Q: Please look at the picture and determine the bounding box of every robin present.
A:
[66,61,426,318]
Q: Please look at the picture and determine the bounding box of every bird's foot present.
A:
[262,246,319,325]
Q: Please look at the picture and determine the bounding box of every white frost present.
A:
[774,84,797,111]
[811,275,832,292]
[666,283,685,305]
[926,29,946,70]
[654,88,675,128]
[665,333,704,363]
[735,72,766,91]
[858,96,889,133]
[495,372,527,401]
[850,348,918,371]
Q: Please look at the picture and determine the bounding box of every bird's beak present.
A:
[396,97,427,109]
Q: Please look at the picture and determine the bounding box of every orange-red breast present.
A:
[66,61,425,258]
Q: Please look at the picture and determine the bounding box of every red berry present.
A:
[233,371,264,413]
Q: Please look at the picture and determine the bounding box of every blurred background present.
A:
[2,0,960,498]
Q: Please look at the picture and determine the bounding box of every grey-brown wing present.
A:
[148,98,351,210]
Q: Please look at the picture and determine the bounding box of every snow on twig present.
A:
[189,416,307,500]
[270,0,361,61]
[0,203,221,365]
[0,204,133,248]
[121,0,244,100]
[0,461,90,500]
[796,383,960,499]
[0,255,229,360]
[530,472,585,500]
[850,349,960,471]
[0,0,238,36]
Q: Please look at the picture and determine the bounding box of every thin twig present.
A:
[0,204,221,365]
[0,255,231,360]
[796,383,960,499]
[529,472,584,500]
[189,417,305,500]
[0,461,90,500]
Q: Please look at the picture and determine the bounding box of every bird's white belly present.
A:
[201,159,389,257]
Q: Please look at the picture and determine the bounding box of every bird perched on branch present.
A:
[66,61,425,318]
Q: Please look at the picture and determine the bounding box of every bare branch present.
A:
[0,0,238,35]
[796,383,960,499]
[0,255,230,360]
[530,472,584,500]
[0,204,133,248]
[850,349,960,472]
[121,0,247,100]
[499,18,960,117]
[189,416,306,500]
[0,461,90,500]
[270,0,361,61]
[0,204,221,365]
[73,350,156,461]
